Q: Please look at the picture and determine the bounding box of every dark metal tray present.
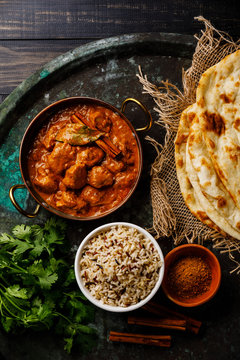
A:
[1,33,238,360]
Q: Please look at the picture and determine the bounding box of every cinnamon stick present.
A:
[109,331,171,347]
[71,113,121,157]
[143,301,201,334]
[128,316,186,331]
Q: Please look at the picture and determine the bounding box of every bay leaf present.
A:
[56,124,104,145]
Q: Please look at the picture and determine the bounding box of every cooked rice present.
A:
[79,224,162,307]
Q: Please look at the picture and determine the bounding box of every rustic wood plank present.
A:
[0,39,91,94]
[0,0,239,39]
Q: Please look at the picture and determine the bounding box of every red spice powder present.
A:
[167,255,212,299]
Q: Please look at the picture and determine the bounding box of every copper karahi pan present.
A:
[9,97,152,220]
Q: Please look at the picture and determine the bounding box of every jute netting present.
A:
[137,17,240,272]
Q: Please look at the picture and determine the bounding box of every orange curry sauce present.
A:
[27,104,140,217]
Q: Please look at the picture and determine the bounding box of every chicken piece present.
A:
[55,191,77,209]
[87,166,114,188]
[48,143,76,174]
[118,141,137,165]
[33,174,58,193]
[62,163,87,189]
[42,124,63,150]
[76,197,88,213]
[89,110,112,133]
[76,146,104,167]
[102,155,125,174]
[122,147,135,165]
[58,181,67,192]
[114,170,137,188]
[33,164,58,193]
[81,185,106,206]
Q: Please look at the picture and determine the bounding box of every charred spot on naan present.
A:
[197,98,205,108]
[177,158,184,168]
[200,157,210,168]
[225,145,240,163]
[186,194,194,202]
[203,111,225,136]
[217,196,227,208]
[175,133,189,145]
[233,118,240,131]
[196,210,210,221]
[219,93,233,103]
[188,112,196,123]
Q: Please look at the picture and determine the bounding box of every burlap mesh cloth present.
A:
[137,17,240,272]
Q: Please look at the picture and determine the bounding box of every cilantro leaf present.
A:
[0,232,15,245]
[0,217,96,354]
[28,261,58,290]
[12,224,32,241]
[44,217,66,244]
[6,285,28,299]
[0,232,33,257]
[1,316,14,332]
[64,336,73,354]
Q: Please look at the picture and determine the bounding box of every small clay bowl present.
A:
[162,244,221,307]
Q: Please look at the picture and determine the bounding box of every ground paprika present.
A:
[167,255,212,299]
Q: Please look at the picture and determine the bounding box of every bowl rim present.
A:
[162,243,221,307]
[74,221,165,312]
[19,96,143,221]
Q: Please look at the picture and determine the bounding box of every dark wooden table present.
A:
[0,0,239,104]
[0,2,240,360]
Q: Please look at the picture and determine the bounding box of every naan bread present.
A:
[188,115,240,235]
[196,50,240,210]
[175,105,224,234]
[186,122,240,240]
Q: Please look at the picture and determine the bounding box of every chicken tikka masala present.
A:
[27,103,140,217]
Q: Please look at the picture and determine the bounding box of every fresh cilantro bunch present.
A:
[0,217,96,353]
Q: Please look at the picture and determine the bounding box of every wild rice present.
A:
[79,225,162,307]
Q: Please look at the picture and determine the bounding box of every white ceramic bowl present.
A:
[74,222,165,312]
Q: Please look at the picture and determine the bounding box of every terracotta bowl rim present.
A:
[162,243,221,307]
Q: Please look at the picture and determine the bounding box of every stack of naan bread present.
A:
[175,50,240,240]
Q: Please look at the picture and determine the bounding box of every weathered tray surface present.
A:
[0,33,239,360]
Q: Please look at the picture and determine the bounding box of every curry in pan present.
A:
[27,103,140,217]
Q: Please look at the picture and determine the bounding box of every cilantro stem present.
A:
[54,311,73,325]
[2,263,28,274]
[0,296,20,319]
[0,297,4,316]
[0,288,25,313]
[63,292,85,299]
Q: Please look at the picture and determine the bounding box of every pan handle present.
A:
[9,184,40,218]
[120,98,152,132]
